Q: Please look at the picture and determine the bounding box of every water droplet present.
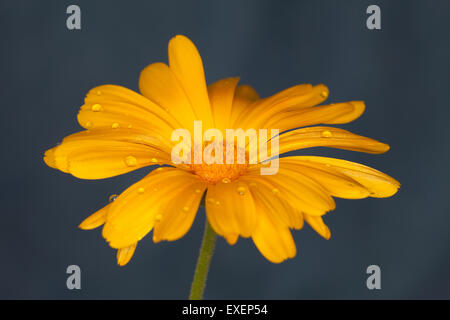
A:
[127,124,133,128]
[125,156,137,167]
[215,201,221,206]
[320,90,328,98]
[195,189,202,194]
[151,158,158,163]
[85,121,93,128]
[222,178,231,184]
[207,198,216,205]
[95,90,102,96]
[182,206,189,212]
[91,104,102,112]
[272,188,279,194]
[137,187,145,194]
[321,130,332,138]
[155,214,162,222]
[237,186,246,196]
[111,123,120,129]
[109,194,118,202]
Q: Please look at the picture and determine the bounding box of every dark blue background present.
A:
[1,0,449,299]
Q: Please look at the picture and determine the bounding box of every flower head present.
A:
[44,35,399,265]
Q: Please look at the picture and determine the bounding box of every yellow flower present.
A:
[44,35,399,266]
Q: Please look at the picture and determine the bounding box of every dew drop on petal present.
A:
[195,189,202,194]
[321,130,332,138]
[85,121,93,128]
[182,206,189,212]
[236,186,246,196]
[109,194,118,202]
[151,158,158,163]
[124,156,137,167]
[207,198,216,205]
[215,201,221,206]
[320,90,328,98]
[222,178,231,184]
[138,187,145,194]
[155,214,162,222]
[95,90,102,96]
[111,123,120,129]
[91,104,102,112]
[127,124,133,128]
[272,188,279,194]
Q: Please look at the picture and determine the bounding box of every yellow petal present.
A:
[62,127,173,152]
[79,204,109,230]
[153,182,206,242]
[277,126,390,156]
[44,133,171,179]
[278,160,370,199]
[245,168,335,216]
[168,35,214,130]
[139,62,197,134]
[304,215,331,240]
[116,243,137,266]
[241,176,304,229]
[251,201,297,263]
[265,101,365,132]
[81,85,180,138]
[230,84,260,128]
[238,84,328,129]
[102,168,201,248]
[208,77,240,131]
[323,101,365,124]
[205,181,256,243]
[284,156,400,198]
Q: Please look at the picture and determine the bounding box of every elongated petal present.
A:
[208,77,240,131]
[153,182,206,242]
[79,204,109,230]
[265,101,365,132]
[44,129,172,179]
[238,84,329,129]
[168,35,214,130]
[102,168,201,248]
[230,84,260,128]
[80,85,180,138]
[251,201,297,263]
[304,215,331,240]
[205,181,256,244]
[245,168,335,216]
[282,156,400,198]
[241,177,304,230]
[277,126,390,156]
[116,243,137,266]
[278,160,370,199]
[139,62,197,133]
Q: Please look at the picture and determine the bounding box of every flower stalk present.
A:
[189,218,217,300]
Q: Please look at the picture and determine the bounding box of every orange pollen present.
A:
[189,142,249,184]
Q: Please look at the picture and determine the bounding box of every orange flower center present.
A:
[189,141,249,184]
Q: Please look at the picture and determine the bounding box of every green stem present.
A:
[189,218,217,300]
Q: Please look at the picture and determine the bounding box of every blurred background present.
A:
[0,0,449,299]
